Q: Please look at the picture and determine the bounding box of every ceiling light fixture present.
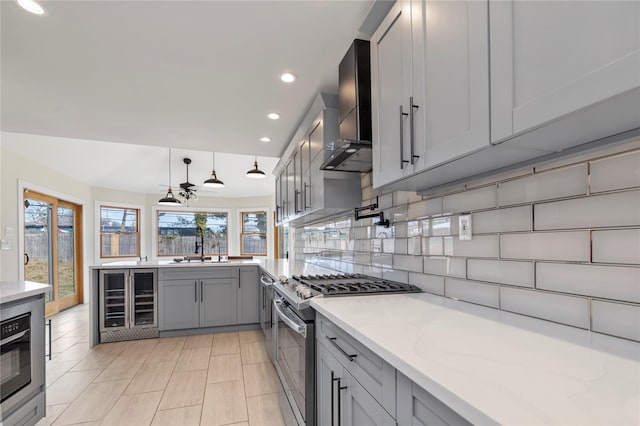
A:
[178,158,198,204]
[268,113,280,120]
[280,73,296,83]
[246,156,266,179]
[17,0,45,14]
[203,152,225,188]
[260,137,271,142]
[159,148,182,206]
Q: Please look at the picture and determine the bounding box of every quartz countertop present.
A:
[311,293,640,425]
[0,281,50,304]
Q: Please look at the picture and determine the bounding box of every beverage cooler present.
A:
[99,269,158,342]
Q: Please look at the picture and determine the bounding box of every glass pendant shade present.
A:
[246,158,266,179]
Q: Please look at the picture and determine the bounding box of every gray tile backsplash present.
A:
[295,145,640,342]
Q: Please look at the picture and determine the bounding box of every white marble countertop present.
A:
[0,281,50,304]
[311,293,640,425]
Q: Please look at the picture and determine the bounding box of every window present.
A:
[241,211,267,256]
[157,210,228,256]
[100,206,140,258]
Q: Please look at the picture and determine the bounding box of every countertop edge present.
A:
[0,281,50,305]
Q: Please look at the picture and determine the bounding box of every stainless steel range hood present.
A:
[321,39,372,173]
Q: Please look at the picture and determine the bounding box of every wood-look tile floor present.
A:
[38,305,286,426]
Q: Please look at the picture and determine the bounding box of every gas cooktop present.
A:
[286,273,422,300]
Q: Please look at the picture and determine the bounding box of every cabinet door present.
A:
[299,139,311,213]
[238,267,260,324]
[490,0,640,143]
[308,119,324,211]
[279,170,287,220]
[158,279,199,331]
[275,175,281,223]
[200,278,237,327]
[417,0,490,170]
[317,341,345,426]
[371,0,412,188]
[285,159,296,218]
[397,372,471,426]
[342,371,396,426]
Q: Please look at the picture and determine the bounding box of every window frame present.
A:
[240,210,268,256]
[155,208,230,257]
[99,204,141,259]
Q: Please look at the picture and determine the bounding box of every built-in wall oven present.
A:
[272,285,315,426]
[0,296,45,425]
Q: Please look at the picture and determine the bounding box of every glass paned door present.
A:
[57,206,75,299]
[23,191,83,315]
[24,198,53,304]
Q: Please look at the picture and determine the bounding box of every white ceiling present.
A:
[2,132,281,198]
[0,0,377,163]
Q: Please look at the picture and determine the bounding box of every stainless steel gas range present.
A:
[271,273,421,426]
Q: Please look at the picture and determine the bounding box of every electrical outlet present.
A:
[459,215,472,241]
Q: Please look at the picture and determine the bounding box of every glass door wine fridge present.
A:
[99,269,158,342]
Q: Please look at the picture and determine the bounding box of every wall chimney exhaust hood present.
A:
[321,39,372,173]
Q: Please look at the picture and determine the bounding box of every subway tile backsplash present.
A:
[295,144,640,342]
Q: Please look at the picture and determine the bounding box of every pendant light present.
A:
[159,148,182,206]
[246,155,266,179]
[203,152,225,188]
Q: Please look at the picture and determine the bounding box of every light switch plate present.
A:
[0,240,13,250]
[5,226,13,237]
[459,215,472,240]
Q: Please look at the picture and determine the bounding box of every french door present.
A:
[23,191,83,316]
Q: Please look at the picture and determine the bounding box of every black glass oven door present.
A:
[0,314,32,403]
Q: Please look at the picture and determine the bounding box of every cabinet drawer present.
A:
[317,314,396,416]
[159,267,236,281]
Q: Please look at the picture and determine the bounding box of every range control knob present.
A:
[295,285,313,299]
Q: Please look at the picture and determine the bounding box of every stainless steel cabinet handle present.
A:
[399,105,409,169]
[303,183,309,210]
[326,336,357,361]
[273,298,306,337]
[410,96,420,164]
[295,190,302,214]
[194,281,198,303]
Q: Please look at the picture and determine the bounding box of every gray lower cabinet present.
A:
[158,266,260,331]
[238,266,260,324]
[317,314,470,426]
[159,279,200,330]
[397,372,471,426]
[317,340,396,426]
[200,278,237,327]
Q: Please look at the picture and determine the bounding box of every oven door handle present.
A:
[260,275,273,287]
[273,298,306,338]
[0,330,29,346]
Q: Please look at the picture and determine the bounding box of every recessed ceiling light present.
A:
[268,113,280,120]
[260,137,271,142]
[345,148,358,153]
[18,0,45,14]
[280,73,296,83]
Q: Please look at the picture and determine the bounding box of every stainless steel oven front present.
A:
[0,296,45,424]
[272,293,315,426]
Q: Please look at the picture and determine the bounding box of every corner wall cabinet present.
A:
[370,0,640,193]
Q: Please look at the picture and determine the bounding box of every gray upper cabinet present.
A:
[490,0,640,146]
[274,93,361,226]
[238,266,260,324]
[370,0,639,193]
[275,174,282,223]
[200,277,237,327]
[372,0,490,189]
